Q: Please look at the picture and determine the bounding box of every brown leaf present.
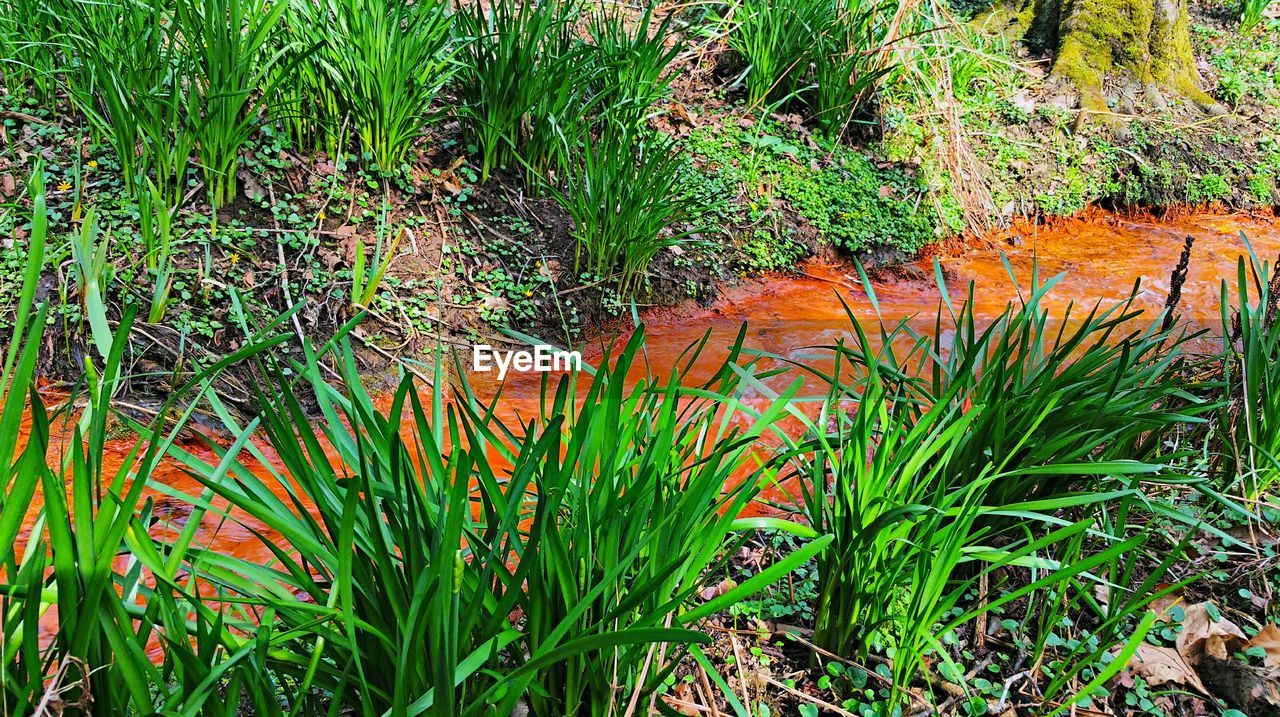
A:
[1010,90,1037,114]
[481,295,509,312]
[319,247,343,271]
[1128,644,1208,694]
[1246,624,1280,669]
[335,228,361,264]
[1148,584,1184,622]
[536,259,561,283]
[238,170,266,202]
[1177,602,1247,665]
[698,578,736,602]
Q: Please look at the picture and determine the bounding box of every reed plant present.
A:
[57,0,194,206]
[547,124,700,296]
[483,330,821,716]
[456,0,595,183]
[1217,240,1280,500]
[175,0,292,208]
[0,0,60,100]
[725,0,829,106]
[0,171,291,715]
[0,317,297,715]
[67,208,114,361]
[734,261,1211,708]
[810,0,894,139]
[269,0,344,156]
[289,0,455,171]
[586,3,682,129]
[727,0,898,132]
[0,172,54,714]
[162,326,823,716]
[1022,517,1190,711]
[742,327,1171,709]
[901,261,1203,505]
[137,180,176,322]
[1240,0,1274,31]
[349,202,404,312]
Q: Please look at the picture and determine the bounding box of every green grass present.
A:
[1217,238,1280,501]
[456,0,593,183]
[148,325,821,716]
[732,260,1219,709]
[57,0,194,206]
[0,178,1268,714]
[1240,0,1275,32]
[1,3,1279,712]
[586,3,682,129]
[0,0,59,101]
[0,170,292,716]
[176,0,291,208]
[288,0,456,172]
[808,0,895,139]
[725,0,828,106]
[875,260,1208,506]
[725,0,896,133]
[547,124,701,296]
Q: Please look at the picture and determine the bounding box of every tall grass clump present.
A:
[744,325,1172,709]
[0,0,60,100]
[726,0,898,135]
[736,262,1211,708]
[287,0,455,172]
[271,0,342,156]
[725,0,828,106]
[57,0,193,206]
[0,172,51,716]
[904,261,1205,505]
[1240,0,1274,31]
[0,172,288,715]
[1217,239,1280,500]
[0,321,293,715]
[810,0,895,138]
[175,0,292,208]
[586,4,682,128]
[487,330,821,716]
[169,328,823,715]
[457,0,595,183]
[548,124,700,296]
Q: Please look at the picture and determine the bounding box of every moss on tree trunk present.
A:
[986,0,1220,114]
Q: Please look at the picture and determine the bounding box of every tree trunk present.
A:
[987,0,1222,115]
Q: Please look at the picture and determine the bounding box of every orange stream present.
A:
[13,211,1280,570]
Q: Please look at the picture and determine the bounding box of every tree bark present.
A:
[987,0,1221,114]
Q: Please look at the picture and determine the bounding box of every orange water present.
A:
[487,211,1280,406]
[19,211,1280,568]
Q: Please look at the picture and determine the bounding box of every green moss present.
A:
[1032,0,1211,111]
